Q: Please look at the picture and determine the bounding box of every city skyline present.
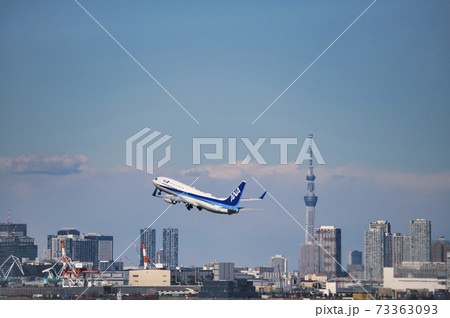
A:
[0,162,449,268]
[1,215,446,273]
[1,0,449,268]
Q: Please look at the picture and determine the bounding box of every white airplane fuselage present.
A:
[152,177,245,214]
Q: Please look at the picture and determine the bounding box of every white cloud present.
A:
[182,162,302,180]
[0,157,12,170]
[0,153,89,175]
[182,162,450,192]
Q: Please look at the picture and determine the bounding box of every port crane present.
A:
[60,241,100,287]
[42,241,100,287]
[42,257,64,286]
[0,255,24,287]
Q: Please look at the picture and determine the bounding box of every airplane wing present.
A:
[238,207,264,211]
[240,191,266,202]
[153,189,198,206]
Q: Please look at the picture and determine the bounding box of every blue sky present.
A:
[1,0,449,268]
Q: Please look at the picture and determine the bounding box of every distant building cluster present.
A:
[364,218,435,280]
[44,228,114,270]
[139,227,178,268]
[0,221,37,266]
[295,135,449,298]
[0,214,448,299]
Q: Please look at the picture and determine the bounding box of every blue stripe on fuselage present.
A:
[159,184,237,210]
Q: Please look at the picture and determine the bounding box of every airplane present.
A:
[152,177,266,215]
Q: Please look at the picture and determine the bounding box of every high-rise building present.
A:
[369,220,391,233]
[347,250,364,279]
[0,221,37,265]
[314,226,342,278]
[73,239,98,265]
[270,254,288,273]
[402,235,411,262]
[156,248,164,263]
[348,250,362,265]
[431,236,450,262]
[210,262,235,281]
[410,219,431,262]
[140,228,156,266]
[299,135,319,276]
[300,244,319,277]
[392,233,404,268]
[57,228,81,236]
[162,228,178,267]
[46,228,80,261]
[270,255,288,289]
[0,222,27,237]
[50,235,76,260]
[364,220,391,280]
[83,233,114,262]
[384,233,393,267]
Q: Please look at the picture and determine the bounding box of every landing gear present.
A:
[152,188,162,197]
[197,207,202,211]
[186,204,193,211]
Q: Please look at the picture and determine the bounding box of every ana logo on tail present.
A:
[225,181,246,207]
[231,187,241,201]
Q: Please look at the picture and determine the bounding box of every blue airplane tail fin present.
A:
[222,181,246,208]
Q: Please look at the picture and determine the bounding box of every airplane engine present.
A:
[163,198,176,204]
[163,196,177,204]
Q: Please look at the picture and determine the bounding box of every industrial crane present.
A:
[57,241,99,287]
[6,209,10,235]
[124,255,133,266]
[132,240,140,257]
[0,255,24,287]
[10,221,21,237]
[42,256,64,286]
[142,242,155,269]
[5,209,21,237]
